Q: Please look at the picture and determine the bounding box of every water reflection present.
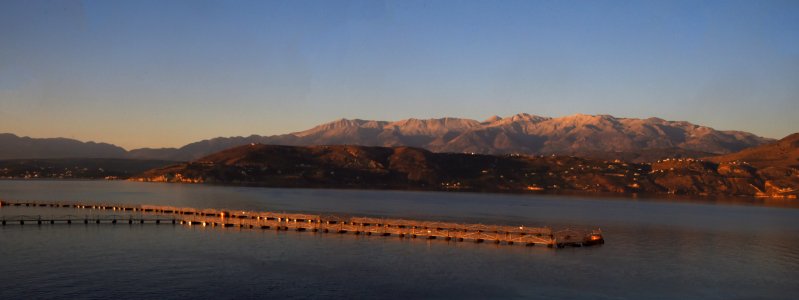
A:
[1,180,798,299]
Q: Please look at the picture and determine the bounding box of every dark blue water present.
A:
[1,181,798,299]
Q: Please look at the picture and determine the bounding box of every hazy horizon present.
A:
[2,0,798,149]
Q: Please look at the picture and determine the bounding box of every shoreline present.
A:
[2,178,797,209]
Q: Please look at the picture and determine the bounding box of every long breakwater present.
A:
[0,200,604,248]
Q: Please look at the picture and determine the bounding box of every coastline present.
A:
[2,178,796,209]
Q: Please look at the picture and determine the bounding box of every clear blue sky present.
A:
[1,0,797,149]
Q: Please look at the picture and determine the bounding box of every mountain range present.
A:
[1,113,775,161]
[0,133,127,159]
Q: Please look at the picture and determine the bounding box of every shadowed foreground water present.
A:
[1,181,798,299]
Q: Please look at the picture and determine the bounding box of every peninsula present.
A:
[133,133,799,199]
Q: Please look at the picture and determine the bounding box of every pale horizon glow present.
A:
[1,0,798,149]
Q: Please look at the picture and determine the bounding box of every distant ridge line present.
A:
[0,113,775,161]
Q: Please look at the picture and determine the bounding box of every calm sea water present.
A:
[1,180,798,299]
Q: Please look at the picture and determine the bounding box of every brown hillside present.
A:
[135,144,799,198]
[709,133,799,169]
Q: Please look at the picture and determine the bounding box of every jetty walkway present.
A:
[0,200,604,248]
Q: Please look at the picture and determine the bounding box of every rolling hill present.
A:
[709,133,799,169]
[134,143,798,198]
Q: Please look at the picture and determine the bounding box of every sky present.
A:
[1,0,798,149]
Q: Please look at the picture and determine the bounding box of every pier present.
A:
[0,200,604,248]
